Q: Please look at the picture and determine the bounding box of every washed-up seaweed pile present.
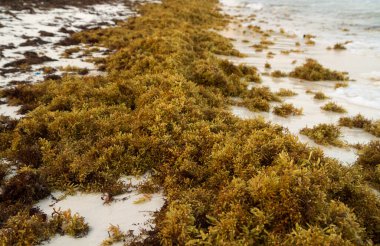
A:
[0,0,123,10]
[0,0,379,244]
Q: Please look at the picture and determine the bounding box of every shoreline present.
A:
[217,1,380,164]
[0,0,379,245]
[0,0,138,120]
[0,0,128,11]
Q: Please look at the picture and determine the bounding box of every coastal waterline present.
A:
[221,0,380,53]
[219,0,380,164]
[221,0,380,107]
[0,0,380,244]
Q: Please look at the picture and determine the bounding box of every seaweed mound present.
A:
[290,59,348,81]
[0,0,379,245]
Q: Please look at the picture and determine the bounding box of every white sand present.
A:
[0,2,134,86]
[36,175,165,246]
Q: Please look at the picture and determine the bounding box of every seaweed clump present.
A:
[0,208,89,244]
[300,123,344,147]
[271,70,287,78]
[276,88,297,97]
[333,43,347,50]
[273,103,303,117]
[355,141,380,190]
[289,59,348,81]
[339,114,380,137]
[321,102,347,113]
[335,82,349,89]
[0,0,380,245]
[313,91,329,100]
[241,86,281,112]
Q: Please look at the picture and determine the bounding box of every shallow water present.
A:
[221,0,380,54]
[220,0,380,164]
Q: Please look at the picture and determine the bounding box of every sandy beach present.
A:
[0,0,379,245]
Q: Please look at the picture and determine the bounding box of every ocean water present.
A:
[220,0,380,110]
[220,0,380,164]
[222,0,380,55]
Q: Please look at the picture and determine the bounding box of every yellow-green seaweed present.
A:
[300,123,345,147]
[0,0,379,245]
[273,103,303,117]
[290,59,348,81]
[321,102,347,113]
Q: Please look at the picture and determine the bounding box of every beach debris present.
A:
[273,103,303,117]
[300,123,345,146]
[289,59,348,81]
[321,102,347,113]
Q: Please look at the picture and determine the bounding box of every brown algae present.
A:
[0,0,379,245]
[321,102,347,113]
[289,59,349,81]
[271,70,288,78]
[356,141,380,190]
[339,114,380,137]
[300,123,345,147]
[273,103,303,117]
[313,91,330,100]
[276,88,298,97]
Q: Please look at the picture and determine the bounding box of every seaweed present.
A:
[339,114,380,137]
[0,0,379,244]
[300,123,344,147]
[303,34,316,46]
[281,49,303,55]
[356,141,380,190]
[335,82,349,89]
[305,39,315,46]
[241,98,271,112]
[273,103,303,117]
[313,91,329,100]
[0,115,18,132]
[339,114,372,129]
[365,120,380,137]
[0,210,52,245]
[266,51,275,59]
[276,88,297,97]
[62,47,82,58]
[60,66,89,75]
[0,208,89,244]
[0,167,50,204]
[321,102,347,113]
[289,59,348,81]
[328,41,352,50]
[333,43,347,50]
[42,66,57,74]
[271,70,287,78]
[240,86,281,112]
[50,209,89,237]
[3,51,55,68]
[101,224,126,245]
